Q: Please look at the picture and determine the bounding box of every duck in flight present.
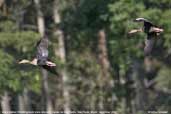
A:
[19,35,58,75]
[128,18,164,55]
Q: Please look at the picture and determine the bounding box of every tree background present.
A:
[0,0,170,114]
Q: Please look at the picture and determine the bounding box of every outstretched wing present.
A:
[134,18,153,25]
[36,35,49,64]
[37,35,49,47]
[144,35,155,56]
[42,65,59,76]
[133,18,154,33]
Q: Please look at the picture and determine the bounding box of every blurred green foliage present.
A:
[0,0,171,113]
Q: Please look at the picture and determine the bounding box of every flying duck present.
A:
[128,18,164,55]
[19,35,58,75]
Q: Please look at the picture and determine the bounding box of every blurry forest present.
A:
[0,0,171,114]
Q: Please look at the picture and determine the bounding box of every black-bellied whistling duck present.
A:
[129,18,164,55]
[19,35,58,75]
